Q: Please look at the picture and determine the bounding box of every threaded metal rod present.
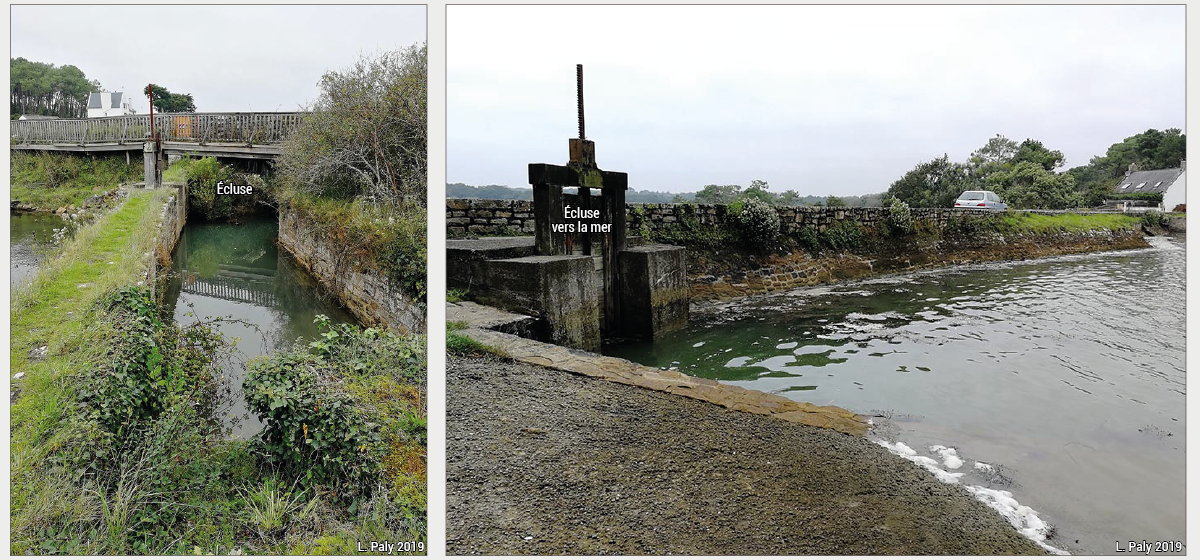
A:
[576,64,585,140]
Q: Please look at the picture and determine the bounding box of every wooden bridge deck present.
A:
[11,112,305,159]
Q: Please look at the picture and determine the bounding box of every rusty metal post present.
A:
[148,84,154,139]
[577,64,585,140]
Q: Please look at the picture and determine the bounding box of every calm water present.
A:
[10,212,66,287]
[608,236,1185,554]
[161,217,357,438]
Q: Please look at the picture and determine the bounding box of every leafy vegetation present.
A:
[11,186,427,554]
[737,198,781,252]
[143,83,196,113]
[275,46,428,302]
[167,156,271,220]
[245,315,428,545]
[1140,210,1169,229]
[886,198,914,235]
[1106,192,1164,202]
[888,130,1185,210]
[635,205,740,250]
[285,195,427,303]
[278,45,426,206]
[11,151,140,209]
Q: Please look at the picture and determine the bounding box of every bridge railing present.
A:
[11,112,307,145]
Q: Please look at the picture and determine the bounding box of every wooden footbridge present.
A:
[11,112,307,186]
[11,112,304,160]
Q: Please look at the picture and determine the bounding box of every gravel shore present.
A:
[446,354,1045,555]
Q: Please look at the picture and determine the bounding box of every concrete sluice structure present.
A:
[447,66,689,351]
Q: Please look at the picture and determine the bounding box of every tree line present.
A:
[447,181,885,207]
[10,57,100,119]
[11,57,201,119]
[887,129,1186,210]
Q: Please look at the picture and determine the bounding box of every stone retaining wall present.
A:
[147,185,187,296]
[447,198,1045,237]
[687,228,1149,301]
[279,207,426,334]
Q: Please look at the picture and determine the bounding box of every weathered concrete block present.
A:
[446,237,538,292]
[618,244,689,339]
[476,254,601,352]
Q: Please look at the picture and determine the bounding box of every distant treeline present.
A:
[887,129,1186,210]
[447,182,885,207]
[10,57,101,119]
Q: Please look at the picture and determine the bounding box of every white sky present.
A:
[11,5,426,113]
[448,5,1184,196]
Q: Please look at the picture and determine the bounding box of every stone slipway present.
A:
[447,300,867,436]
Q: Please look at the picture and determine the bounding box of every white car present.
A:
[954,190,1008,210]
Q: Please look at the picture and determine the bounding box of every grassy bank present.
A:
[11,189,174,552]
[982,211,1140,234]
[11,152,140,210]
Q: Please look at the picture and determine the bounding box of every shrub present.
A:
[737,199,781,252]
[278,45,427,206]
[182,156,270,221]
[727,199,745,217]
[243,316,424,503]
[1141,210,1169,228]
[796,226,821,252]
[243,352,382,500]
[79,287,220,451]
[887,198,914,235]
[823,220,865,252]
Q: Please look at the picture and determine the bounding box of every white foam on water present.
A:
[929,445,965,469]
[873,439,1068,555]
[974,461,994,472]
[692,341,706,348]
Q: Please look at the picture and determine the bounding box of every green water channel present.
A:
[10,212,67,287]
[608,236,1186,554]
[160,216,358,438]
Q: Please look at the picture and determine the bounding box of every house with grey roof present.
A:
[1111,163,1186,212]
[86,91,134,118]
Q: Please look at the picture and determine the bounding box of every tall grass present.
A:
[10,151,140,209]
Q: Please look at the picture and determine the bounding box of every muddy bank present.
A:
[688,228,1148,300]
[446,354,1046,555]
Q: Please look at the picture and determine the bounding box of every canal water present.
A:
[10,212,66,287]
[160,216,357,438]
[608,236,1185,554]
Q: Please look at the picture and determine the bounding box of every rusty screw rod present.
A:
[576,64,585,140]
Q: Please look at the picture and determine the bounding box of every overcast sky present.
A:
[11,5,425,113]
[448,5,1184,196]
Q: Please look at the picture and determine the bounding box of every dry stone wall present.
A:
[446,199,1008,237]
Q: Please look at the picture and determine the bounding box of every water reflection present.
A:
[11,212,66,287]
[161,217,358,438]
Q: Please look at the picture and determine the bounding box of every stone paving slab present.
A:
[452,303,868,436]
[447,301,535,331]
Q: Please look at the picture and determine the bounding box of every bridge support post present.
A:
[142,142,160,188]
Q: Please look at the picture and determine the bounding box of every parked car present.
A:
[954,190,1008,210]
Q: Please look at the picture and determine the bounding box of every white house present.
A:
[86,91,134,118]
[1113,162,1186,212]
